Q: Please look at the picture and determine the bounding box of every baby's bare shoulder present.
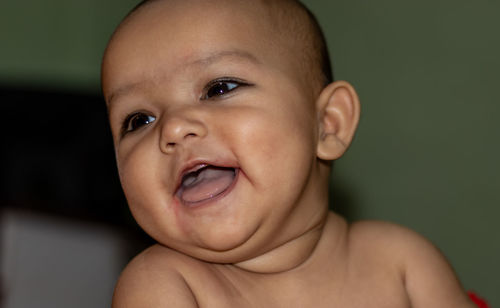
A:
[112,244,198,308]
[347,220,433,255]
[347,220,474,308]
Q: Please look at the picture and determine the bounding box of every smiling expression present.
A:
[102,0,331,263]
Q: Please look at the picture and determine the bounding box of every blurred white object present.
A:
[1,208,128,308]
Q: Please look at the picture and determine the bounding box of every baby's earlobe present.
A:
[316,81,360,160]
[317,134,347,160]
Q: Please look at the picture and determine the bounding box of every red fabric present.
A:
[468,291,489,308]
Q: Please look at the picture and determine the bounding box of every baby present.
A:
[101,0,475,307]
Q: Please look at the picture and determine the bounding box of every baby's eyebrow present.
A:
[106,82,142,107]
[106,50,260,106]
[188,50,260,67]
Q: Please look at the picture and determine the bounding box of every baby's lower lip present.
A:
[176,168,239,208]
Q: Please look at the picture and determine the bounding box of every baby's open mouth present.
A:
[176,165,237,205]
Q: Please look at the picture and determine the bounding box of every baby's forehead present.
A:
[104,0,328,96]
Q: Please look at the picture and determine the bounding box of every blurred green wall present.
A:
[0,0,138,90]
[1,0,498,305]
[305,0,499,304]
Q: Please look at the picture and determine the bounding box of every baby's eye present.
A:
[202,78,250,100]
[122,112,156,135]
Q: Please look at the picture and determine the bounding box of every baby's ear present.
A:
[316,81,360,160]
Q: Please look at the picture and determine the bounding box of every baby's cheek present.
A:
[118,153,177,244]
[233,114,281,156]
[117,152,143,198]
[117,140,162,211]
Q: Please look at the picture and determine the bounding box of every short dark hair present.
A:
[299,3,333,84]
[305,7,333,84]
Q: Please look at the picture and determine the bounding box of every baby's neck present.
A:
[233,212,345,274]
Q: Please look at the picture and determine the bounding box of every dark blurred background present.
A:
[1,0,499,307]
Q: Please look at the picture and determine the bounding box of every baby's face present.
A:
[102,0,329,263]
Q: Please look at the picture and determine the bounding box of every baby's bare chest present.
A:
[183,263,411,308]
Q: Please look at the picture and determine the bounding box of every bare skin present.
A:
[112,214,473,307]
[102,0,475,307]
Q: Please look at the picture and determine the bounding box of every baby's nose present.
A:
[159,110,207,154]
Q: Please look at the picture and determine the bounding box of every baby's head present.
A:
[102,0,359,269]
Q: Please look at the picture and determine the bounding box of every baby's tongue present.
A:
[179,167,235,203]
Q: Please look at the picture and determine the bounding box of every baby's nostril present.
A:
[185,133,197,138]
[162,142,177,154]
